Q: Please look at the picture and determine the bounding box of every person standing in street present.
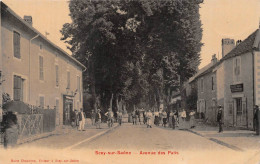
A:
[78,108,85,131]
[117,110,123,126]
[95,109,102,129]
[162,110,167,127]
[132,110,136,125]
[91,110,96,126]
[189,110,196,129]
[253,105,259,135]
[217,106,223,133]
[179,109,187,129]
[168,110,174,128]
[146,110,153,128]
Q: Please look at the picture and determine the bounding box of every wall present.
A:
[197,69,217,123]
[223,52,253,128]
[1,11,83,126]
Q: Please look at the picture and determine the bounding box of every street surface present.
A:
[1,123,260,164]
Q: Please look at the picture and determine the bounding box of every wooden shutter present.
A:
[13,31,20,58]
[13,75,22,101]
[67,72,70,89]
[55,65,59,86]
[39,97,44,108]
[39,56,44,80]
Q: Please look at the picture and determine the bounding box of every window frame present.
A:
[39,95,45,108]
[39,55,44,81]
[233,56,241,83]
[67,71,70,89]
[13,30,21,59]
[55,64,59,87]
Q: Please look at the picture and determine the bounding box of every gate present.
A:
[17,114,43,140]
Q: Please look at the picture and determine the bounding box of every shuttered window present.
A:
[77,76,81,101]
[39,56,44,80]
[13,75,23,101]
[39,96,44,108]
[13,31,21,58]
[55,65,59,87]
[67,71,70,89]
[233,57,241,82]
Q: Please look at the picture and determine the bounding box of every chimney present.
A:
[236,40,242,46]
[23,15,32,26]
[211,54,217,64]
[222,38,235,57]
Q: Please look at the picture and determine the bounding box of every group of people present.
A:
[90,108,124,129]
[131,108,196,129]
[71,108,86,131]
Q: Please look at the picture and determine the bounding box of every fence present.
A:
[0,104,57,144]
[17,114,43,140]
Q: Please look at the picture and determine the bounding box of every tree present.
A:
[61,0,203,112]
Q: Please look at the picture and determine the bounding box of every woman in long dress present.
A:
[168,110,174,128]
[179,109,187,129]
[189,110,196,129]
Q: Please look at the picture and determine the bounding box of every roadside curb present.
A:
[63,124,120,150]
[186,129,244,152]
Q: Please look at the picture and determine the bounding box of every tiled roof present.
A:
[220,29,258,61]
[1,2,86,71]
[189,29,259,83]
[189,62,216,82]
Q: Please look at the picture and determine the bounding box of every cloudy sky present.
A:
[2,0,260,68]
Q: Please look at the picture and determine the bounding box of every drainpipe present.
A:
[252,51,255,129]
[29,34,39,103]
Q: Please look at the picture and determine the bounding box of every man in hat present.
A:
[253,105,259,135]
[217,105,223,133]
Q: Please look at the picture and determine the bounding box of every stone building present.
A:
[190,27,260,129]
[189,54,218,122]
[0,2,86,126]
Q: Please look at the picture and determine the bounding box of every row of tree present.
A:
[61,0,203,113]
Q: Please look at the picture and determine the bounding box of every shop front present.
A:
[63,95,74,125]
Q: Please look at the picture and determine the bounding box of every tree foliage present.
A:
[61,0,203,112]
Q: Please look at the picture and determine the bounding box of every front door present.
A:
[63,96,73,125]
[234,97,247,127]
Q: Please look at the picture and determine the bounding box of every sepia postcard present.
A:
[0,0,260,163]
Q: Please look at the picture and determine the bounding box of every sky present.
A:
[2,0,260,68]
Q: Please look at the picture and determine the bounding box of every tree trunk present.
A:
[89,57,97,112]
[110,93,113,109]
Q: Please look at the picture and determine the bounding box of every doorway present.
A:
[234,97,247,127]
[63,96,73,125]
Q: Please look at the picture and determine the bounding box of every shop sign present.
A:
[230,83,243,93]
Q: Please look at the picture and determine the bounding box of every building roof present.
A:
[188,62,215,83]
[220,29,258,62]
[1,2,86,71]
[189,29,260,83]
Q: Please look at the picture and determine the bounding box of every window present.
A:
[211,76,214,90]
[39,56,44,80]
[67,71,70,89]
[13,31,20,58]
[55,65,59,87]
[13,75,24,101]
[77,76,81,101]
[236,98,242,116]
[39,96,44,108]
[233,57,241,82]
[55,99,60,126]
[40,44,43,50]
[200,78,204,92]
